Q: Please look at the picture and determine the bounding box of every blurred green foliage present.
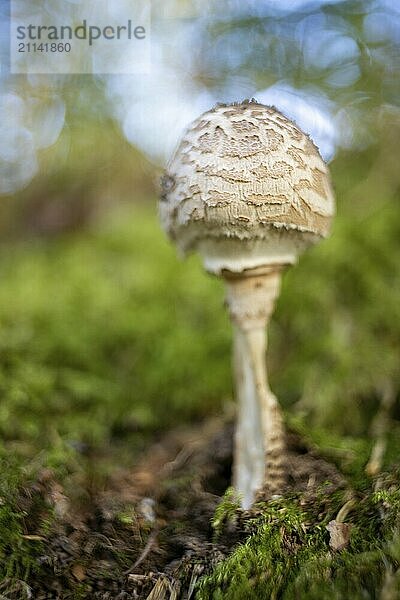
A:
[0,119,399,464]
[272,149,400,434]
[0,207,231,463]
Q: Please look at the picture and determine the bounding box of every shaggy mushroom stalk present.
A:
[160,100,335,508]
[224,266,285,508]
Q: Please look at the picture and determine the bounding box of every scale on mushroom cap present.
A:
[160,100,335,509]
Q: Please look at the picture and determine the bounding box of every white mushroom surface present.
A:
[160,100,335,508]
[160,100,335,274]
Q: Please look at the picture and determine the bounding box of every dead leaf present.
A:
[146,575,180,600]
[71,563,86,582]
[50,483,70,519]
[326,520,352,551]
[146,577,169,600]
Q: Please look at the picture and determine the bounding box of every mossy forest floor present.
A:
[0,196,399,598]
[1,416,400,599]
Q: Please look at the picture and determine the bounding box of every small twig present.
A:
[366,381,396,478]
[366,439,387,478]
[188,564,204,599]
[124,528,159,575]
[90,531,135,554]
[160,445,196,476]
[336,498,356,523]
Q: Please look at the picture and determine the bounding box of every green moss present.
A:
[0,456,50,584]
[198,478,400,600]
[212,488,242,540]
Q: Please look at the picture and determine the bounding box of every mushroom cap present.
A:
[160,101,335,274]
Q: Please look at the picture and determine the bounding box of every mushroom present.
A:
[160,100,335,509]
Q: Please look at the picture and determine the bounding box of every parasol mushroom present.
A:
[160,100,335,509]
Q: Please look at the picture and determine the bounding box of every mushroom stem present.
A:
[224,266,286,509]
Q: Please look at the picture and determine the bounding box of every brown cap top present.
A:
[160,101,335,271]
